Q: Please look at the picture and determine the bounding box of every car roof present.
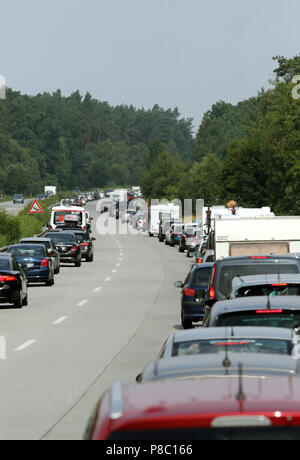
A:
[52,206,84,212]
[142,353,300,381]
[92,375,300,437]
[8,243,46,248]
[191,262,214,271]
[20,238,52,242]
[172,326,295,344]
[211,296,300,318]
[232,274,300,288]
[215,255,300,265]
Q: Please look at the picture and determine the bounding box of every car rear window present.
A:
[22,240,51,249]
[0,259,11,270]
[219,263,299,298]
[216,310,300,329]
[53,211,83,225]
[191,268,212,287]
[45,233,76,244]
[172,338,292,357]
[9,246,46,258]
[236,284,300,297]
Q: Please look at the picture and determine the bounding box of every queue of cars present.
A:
[0,197,96,309]
[85,204,300,440]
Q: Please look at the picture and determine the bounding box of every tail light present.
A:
[209,286,215,299]
[249,256,269,259]
[41,259,49,267]
[0,275,17,282]
[256,310,283,314]
[209,265,217,299]
[72,246,79,251]
[81,242,90,247]
[271,283,287,287]
[197,258,203,264]
[174,234,178,237]
[184,288,195,297]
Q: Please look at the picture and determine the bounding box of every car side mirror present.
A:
[136,373,143,383]
[174,281,183,289]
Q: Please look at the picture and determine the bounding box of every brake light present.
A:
[209,286,215,299]
[271,283,287,287]
[197,258,203,264]
[174,234,178,237]
[41,259,49,267]
[72,246,79,251]
[0,275,17,282]
[184,288,195,297]
[249,256,269,259]
[81,242,89,247]
[256,310,283,314]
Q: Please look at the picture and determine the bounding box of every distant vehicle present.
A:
[44,186,57,197]
[45,232,82,267]
[7,244,55,286]
[13,194,24,204]
[206,255,300,308]
[159,218,181,242]
[229,274,300,299]
[158,326,298,359]
[179,227,199,254]
[185,229,203,257]
[0,253,28,308]
[203,296,300,329]
[148,204,180,237]
[175,263,213,329]
[170,224,184,247]
[196,249,215,265]
[137,353,300,383]
[165,223,177,245]
[36,194,46,201]
[19,238,61,275]
[85,376,300,440]
[62,230,95,262]
[49,206,87,231]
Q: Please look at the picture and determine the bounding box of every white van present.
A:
[49,206,87,231]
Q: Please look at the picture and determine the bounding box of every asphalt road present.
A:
[0,202,192,440]
[0,199,31,216]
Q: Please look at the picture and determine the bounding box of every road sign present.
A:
[28,200,44,215]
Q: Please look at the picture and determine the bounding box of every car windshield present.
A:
[172,338,292,357]
[9,246,46,258]
[45,233,75,243]
[216,311,300,329]
[53,211,83,225]
[0,259,11,270]
[14,195,23,199]
[236,284,300,297]
[219,263,299,298]
[191,268,212,287]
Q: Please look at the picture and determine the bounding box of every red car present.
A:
[85,376,300,440]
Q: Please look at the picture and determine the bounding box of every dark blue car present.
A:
[175,263,214,329]
[170,224,184,247]
[7,244,55,286]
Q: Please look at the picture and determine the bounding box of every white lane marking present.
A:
[77,300,88,307]
[119,257,123,261]
[116,263,121,267]
[94,287,102,293]
[53,316,68,325]
[112,269,117,274]
[105,277,112,282]
[15,340,37,352]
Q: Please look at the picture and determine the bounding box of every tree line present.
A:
[141,55,300,215]
[0,90,194,195]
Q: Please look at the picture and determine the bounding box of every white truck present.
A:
[44,186,57,197]
[148,203,181,237]
[214,216,300,259]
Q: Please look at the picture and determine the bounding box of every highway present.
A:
[0,200,31,216]
[0,202,191,440]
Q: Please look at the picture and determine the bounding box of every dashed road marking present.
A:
[15,340,37,352]
[53,316,68,325]
[94,287,102,293]
[77,300,88,307]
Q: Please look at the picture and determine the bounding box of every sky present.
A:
[0,0,299,131]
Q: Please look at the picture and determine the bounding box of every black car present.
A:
[203,296,300,329]
[206,255,300,308]
[20,237,61,274]
[0,253,28,308]
[62,230,95,262]
[175,263,214,329]
[45,232,82,267]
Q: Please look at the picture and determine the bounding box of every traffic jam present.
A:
[86,196,300,441]
[0,193,97,309]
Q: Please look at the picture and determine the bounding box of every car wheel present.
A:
[14,293,23,309]
[46,278,54,286]
[86,256,94,262]
[75,260,82,268]
[22,293,28,306]
[181,315,193,330]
